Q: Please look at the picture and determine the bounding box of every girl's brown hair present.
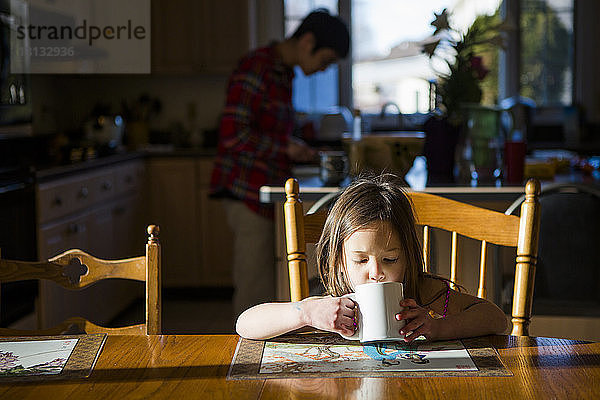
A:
[315,173,425,301]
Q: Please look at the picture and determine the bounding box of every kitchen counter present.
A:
[259,166,526,206]
[260,181,527,204]
[260,164,600,206]
[35,146,217,182]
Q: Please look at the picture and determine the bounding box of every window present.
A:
[284,0,339,113]
[352,0,502,114]
[284,0,575,114]
[520,0,574,105]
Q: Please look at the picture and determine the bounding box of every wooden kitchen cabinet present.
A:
[197,159,233,286]
[198,1,252,72]
[146,156,233,288]
[151,0,252,74]
[38,214,90,259]
[37,160,146,258]
[146,158,201,287]
[112,194,145,259]
[35,159,146,329]
[151,0,201,73]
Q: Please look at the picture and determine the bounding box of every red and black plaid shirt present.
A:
[210,44,294,219]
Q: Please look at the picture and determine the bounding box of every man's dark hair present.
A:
[291,9,350,58]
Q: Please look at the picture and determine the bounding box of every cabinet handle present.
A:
[68,223,80,234]
[78,187,89,199]
[67,223,87,234]
[102,181,113,191]
[52,196,63,206]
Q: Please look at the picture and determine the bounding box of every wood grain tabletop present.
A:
[0,334,598,399]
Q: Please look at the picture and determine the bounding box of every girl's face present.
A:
[342,220,407,288]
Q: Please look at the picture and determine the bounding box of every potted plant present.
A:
[421,9,506,184]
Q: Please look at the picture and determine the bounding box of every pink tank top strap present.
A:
[442,280,451,317]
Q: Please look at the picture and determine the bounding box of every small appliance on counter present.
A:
[296,106,352,145]
[318,108,351,142]
[84,115,125,150]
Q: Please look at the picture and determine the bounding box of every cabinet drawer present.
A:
[37,170,116,224]
[38,214,90,258]
[93,172,117,204]
[38,175,96,223]
[114,161,145,195]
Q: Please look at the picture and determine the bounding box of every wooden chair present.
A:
[0,225,161,336]
[284,178,541,336]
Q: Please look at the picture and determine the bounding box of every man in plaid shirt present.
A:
[210,9,350,316]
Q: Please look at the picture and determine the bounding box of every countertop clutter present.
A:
[260,153,600,205]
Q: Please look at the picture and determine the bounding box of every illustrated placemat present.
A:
[228,332,511,379]
[0,334,107,382]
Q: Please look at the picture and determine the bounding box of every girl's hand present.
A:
[396,298,441,342]
[300,296,357,337]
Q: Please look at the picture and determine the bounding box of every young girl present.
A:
[236,173,509,341]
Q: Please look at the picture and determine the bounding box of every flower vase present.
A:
[456,104,502,184]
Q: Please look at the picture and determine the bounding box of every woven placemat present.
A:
[0,334,107,382]
[228,332,511,379]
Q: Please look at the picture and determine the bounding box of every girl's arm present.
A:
[399,279,509,342]
[235,296,357,340]
[428,291,509,340]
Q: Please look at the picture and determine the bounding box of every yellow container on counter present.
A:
[342,132,425,178]
[524,158,556,180]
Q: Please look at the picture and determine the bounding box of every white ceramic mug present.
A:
[341,281,406,342]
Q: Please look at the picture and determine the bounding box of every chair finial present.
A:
[147,225,160,243]
[285,178,299,198]
[525,179,541,198]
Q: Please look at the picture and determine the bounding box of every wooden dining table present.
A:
[0,334,598,399]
